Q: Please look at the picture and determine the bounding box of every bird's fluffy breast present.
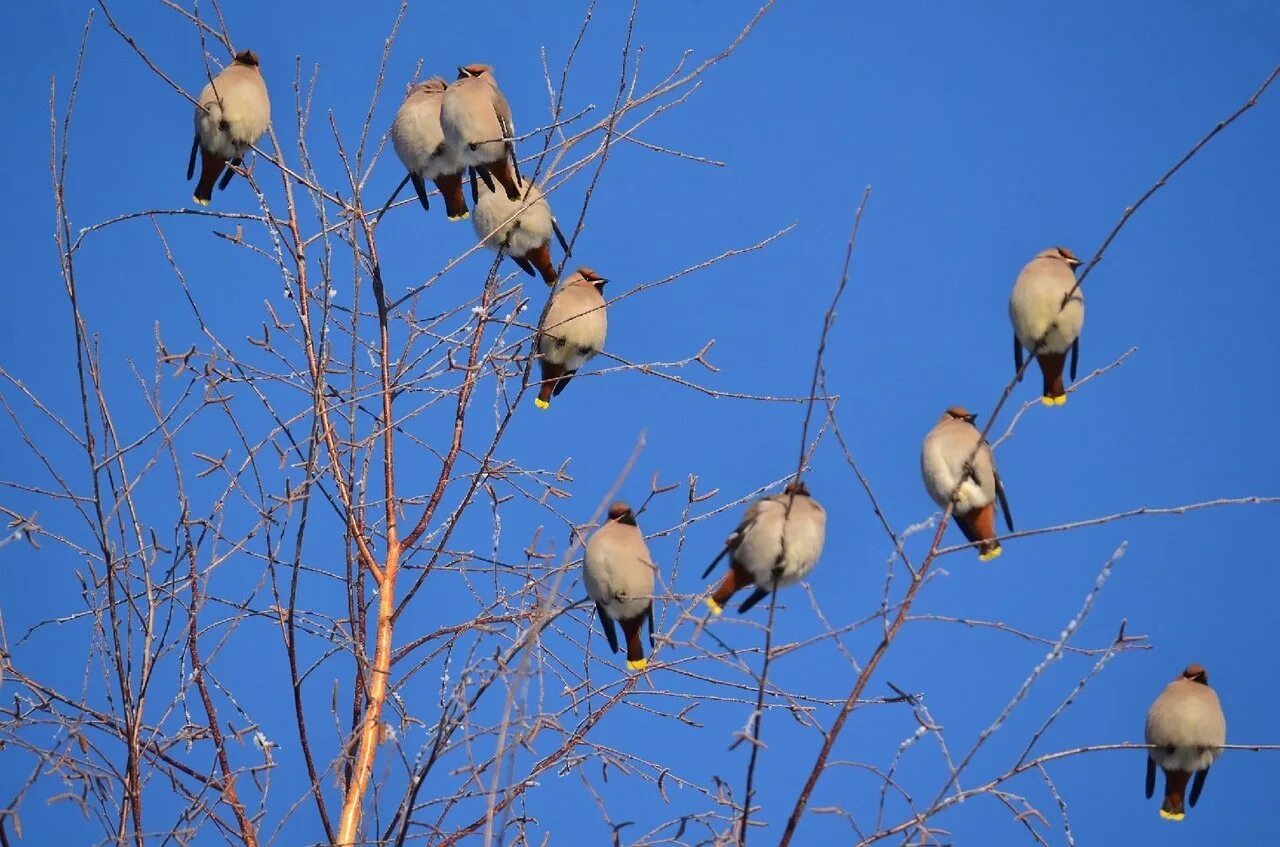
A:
[392,96,463,178]
[440,83,506,165]
[473,184,554,256]
[194,67,269,158]
[921,429,995,515]
[1009,259,1085,354]
[540,294,606,367]
[732,497,826,587]
[1146,682,1226,772]
[584,526,654,622]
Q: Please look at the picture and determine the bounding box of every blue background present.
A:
[3,1,1278,845]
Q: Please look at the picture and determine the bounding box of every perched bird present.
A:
[472,176,571,286]
[390,78,469,220]
[1009,246,1086,406]
[1145,664,1227,821]
[920,407,1013,561]
[702,479,826,615]
[440,64,522,202]
[583,501,657,670]
[534,268,607,409]
[188,50,271,206]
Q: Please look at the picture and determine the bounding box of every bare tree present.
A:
[1,3,1277,846]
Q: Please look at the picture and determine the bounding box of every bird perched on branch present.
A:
[473,176,571,286]
[534,268,607,409]
[702,479,826,615]
[1009,246,1086,406]
[920,407,1013,560]
[1145,664,1227,821]
[391,78,469,220]
[188,50,270,206]
[440,63,522,202]
[583,502,657,670]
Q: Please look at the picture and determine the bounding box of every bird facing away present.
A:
[1145,664,1227,821]
[440,64,522,202]
[920,407,1014,561]
[583,502,657,670]
[1009,246,1086,406]
[472,177,571,286]
[391,78,469,220]
[702,479,826,615]
[188,50,271,206]
[534,268,607,409]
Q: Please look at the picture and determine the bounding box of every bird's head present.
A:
[233,49,260,68]
[415,77,448,95]
[607,502,637,526]
[1037,245,1081,268]
[574,266,608,292]
[943,406,977,425]
[1181,664,1209,685]
[783,479,810,498]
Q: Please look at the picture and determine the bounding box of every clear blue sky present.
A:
[3,1,1278,845]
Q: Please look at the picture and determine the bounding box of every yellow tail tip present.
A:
[706,598,723,616]
[979,545,1003,562]
[193,196,210,207]
[1159,809,1185,822]
[533,397,550,410]
[626,658,647,670]
[1053,393,1067,406]
[448,212,470,221]
[1040,395,1055,407]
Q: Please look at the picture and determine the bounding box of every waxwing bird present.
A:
[188,50,271,205]
[1145,664,1227,821]
[583,502,657,670]
[1009,246,1086,406]
[391,78,469,220]
[472,176,571,286]
[702,479,826,615]
[440,64,522,202]
[534,268,607,409]
[920,407,1013,561]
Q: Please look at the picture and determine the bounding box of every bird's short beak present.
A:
[967,414,979,424]
[457,65,469,77]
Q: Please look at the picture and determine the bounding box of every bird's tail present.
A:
[435,171,469,220]
[622,615,647,670]
[527,242,557,287]
[535,358,565,409]
[1036,352,1067,406]
[486,157,521,201]
[707,560,752,616]
[955,503,1001,561]
[1160,769,1190,821]
[193,147,227,206]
